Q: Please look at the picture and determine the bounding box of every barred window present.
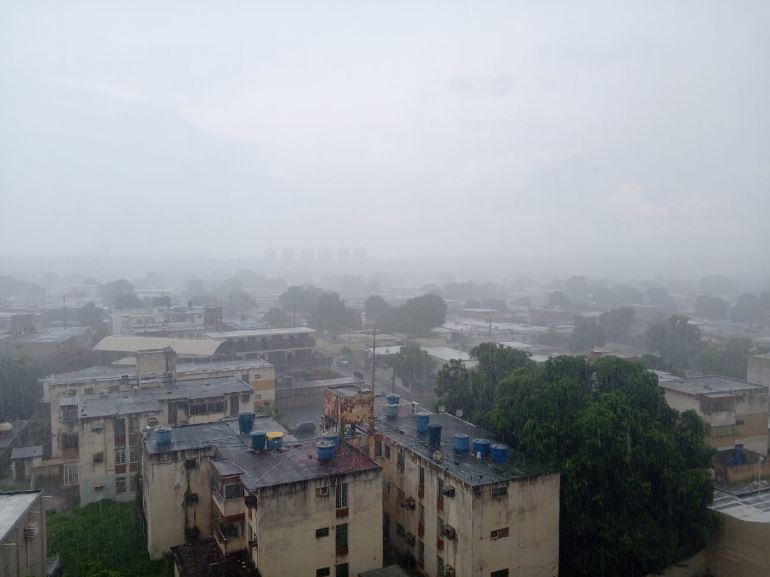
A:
[335,483,348,509]
[115,446,126,465]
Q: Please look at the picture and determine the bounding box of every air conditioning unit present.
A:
[24,524,37,540]
[442,525,457,540]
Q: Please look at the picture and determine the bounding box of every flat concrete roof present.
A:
[205,327,315,339]
[76,376,251,418]
[10,445,43,460]
[95,335,225,357]
[712,489,770,523]
[660,375,766,397]
[423,346,472,363]
[16,326,90,343]
[0,491,41,541]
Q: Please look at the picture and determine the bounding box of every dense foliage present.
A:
[48,500,173,577]
[386,342,431,389]
[0,356,43,420]
[379,294,447,335]
[264,306,291,327]
[485,356,718,577]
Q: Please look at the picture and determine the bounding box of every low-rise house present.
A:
[206,327,316,368]
[659,375,769,455]
[9,446,43,483]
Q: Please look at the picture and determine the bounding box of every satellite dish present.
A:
[438,405,446,413]
[432,450,443,462]
[455,409,463,418]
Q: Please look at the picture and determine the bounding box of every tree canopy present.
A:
[488,356,717,577]
[380,293,447,335]
[308,292,360,332]
[264,307,291,328]
[364,295,390,324]
[279,285,324,314]
[569,316,606,354]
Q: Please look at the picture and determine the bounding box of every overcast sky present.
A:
[1,1,768,275]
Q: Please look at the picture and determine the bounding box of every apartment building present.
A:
[0,490,49,577]
[206,327,316,367]
[142,416,383,577]
[347,399,560,577]
[55,374,254,506]
[111,305,223,337]
[659,375,769,455]
[44,349,275,461]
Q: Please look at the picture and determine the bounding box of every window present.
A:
[63,463,79,486]
[336,523,348,550]
[316,569,330,577]
[384,444,391,459]
[60,405,77,423]
[241,373,250,383]
[491,570,509,577]
[61,432,79,449]
[129,444,138,463]
[335,483,348,509]
[419,466,425,487]
[115,446,126,465]
[374,440,382,457]
[316,485,330,498]
[93,452,104,463]
[116,477,127,494]
[220,520,244,539]
[335,563,349,577]
[224,483,244,500]
[316,527,329,538]
[710,424,736,438]
[114,418,126,436]
[397,447,405,470]
[188,398,225,416]
[147,417,159,427]
[491,527,509,540]
[491,485,508,497]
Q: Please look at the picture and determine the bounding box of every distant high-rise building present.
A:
[281,248,295,263]
[353,248,367,261]
[301,248,315,263]
[337,248,350,262]
[317,247,332,262]
[264,248,277,261]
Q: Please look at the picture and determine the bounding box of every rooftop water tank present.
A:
[322,432,339,449]
[491,443,509,464]
[473,438,491,458]
[415,412,430,433]
[386,394,400,406]
[156,427,172,445]
[266,431,284,450]
[453,433,470,453]
[384,404,398,419]
[428,423,442,448]
[239,412,255,434]
[250,430,266,451]
[316,440,335,462]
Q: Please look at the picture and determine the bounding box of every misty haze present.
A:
[1,2,769,577]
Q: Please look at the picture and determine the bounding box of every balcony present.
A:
[212,488,244,518]
[214,525,247,554]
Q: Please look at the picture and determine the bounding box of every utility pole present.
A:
[371,325,377,396]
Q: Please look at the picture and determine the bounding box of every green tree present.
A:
[309,292,360,333]
[547,290,572,309]
[100,279,136,308]
[732,292,762,324]
[389,342,431,389]
[264,307,291,328]
[646,315,703,371]
[381,294,447,335]
[434,360,473,414]
[569,316,606,353]
[490,357,717,577]
[696,337,753,380]
[279,285,324,314]
[599,306,636,343]
[695,294,730,319]
[364,295,390,324]
[113,293,142,310]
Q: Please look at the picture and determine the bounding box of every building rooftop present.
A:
[95,335,226,357]
[279,376,363,391]
[712,488,770,523]
[659,375,767,397]
[424,346,473,363]
[0,491,41,541]
[43,358,274,386]
[15,326,90,343]
[205,327,316,339]
[73,376,252,418]
[171,538,258,577]
[145,418,379,491]
[10,445,43,460]
[377,402,546,486]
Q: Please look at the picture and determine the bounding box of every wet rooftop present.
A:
[660,375,767,396]
[712,488,770,523]
[0,491,41,541]
[145,417,378,491]
[376,400,547,486]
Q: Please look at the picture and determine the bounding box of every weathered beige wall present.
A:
[0,493,47,577]
[250,469,382,577]
[707,515,770,577]
[143,448,215,559]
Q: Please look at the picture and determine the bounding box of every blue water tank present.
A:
[415,412,431,433]
[250,430,266,451]
[428,423,442,448]
[491,443,509,464]
[453,433,470,453]
[386,394,400,406]
[384,404,398,419]
[239,412,255,434]
[267,432,284,450]
[156,427,172,445]
[473,438,491,457]
[316,440,335,462]
[322,432,339,448]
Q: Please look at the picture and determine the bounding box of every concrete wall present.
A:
[250,468,382,577]
[0,493,47,577]
[143,447,215,559]
[708,514,770,577]
[748,356,770,387]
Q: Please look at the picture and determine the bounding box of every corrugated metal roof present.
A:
[94,335,225,357]
[10,446,43,460]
